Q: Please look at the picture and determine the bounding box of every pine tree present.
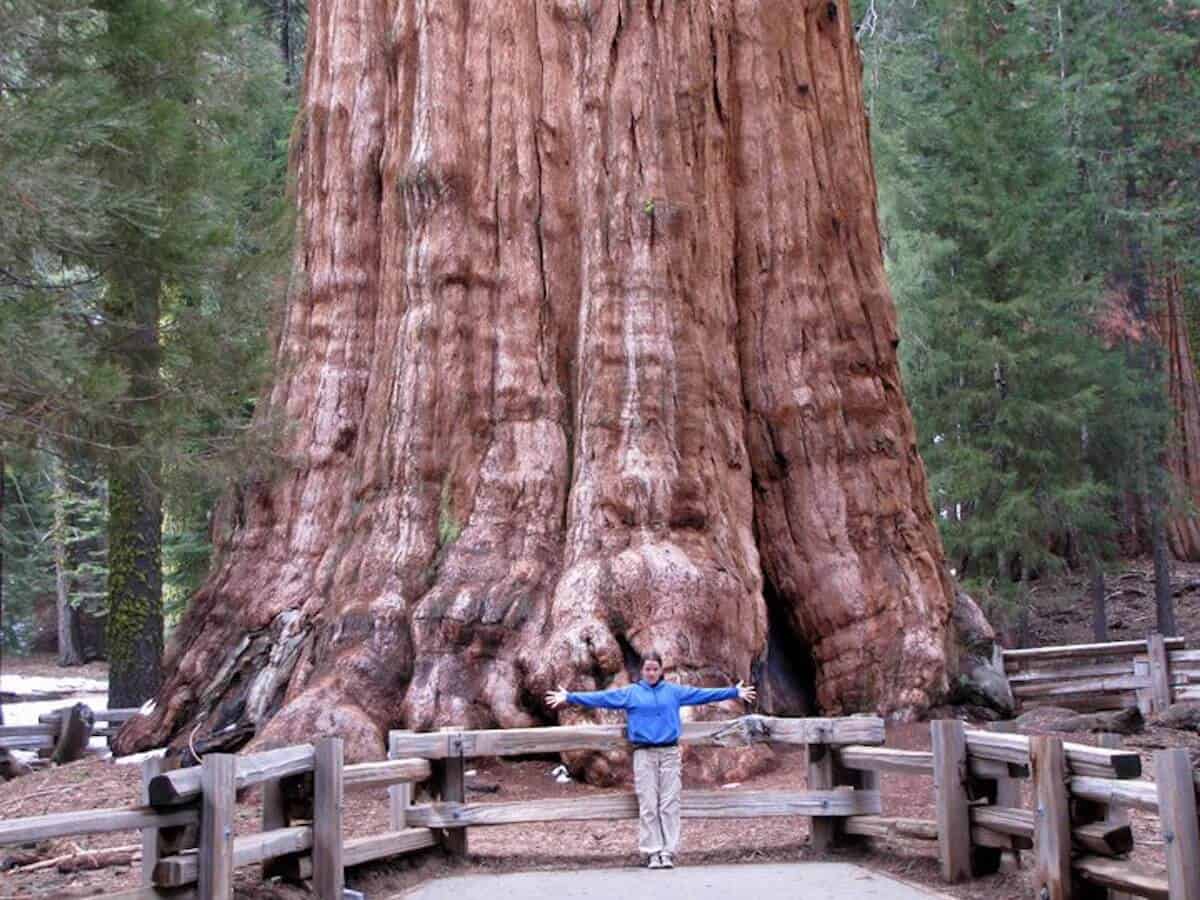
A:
[1,0,291,699]
[862,0,1141,632]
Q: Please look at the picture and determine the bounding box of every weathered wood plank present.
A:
[1155,749,1200,900]
[344,828,439,867]
[1032,736,1072,900]
[387,715,885,760]
[843,816,937,841]
[836,746,933,774]
[343,757,431,791]
[965,730,1141,778]
[198,754,235,900]
[312,737,344,900]
[260,776,290,881]
[1094,733,1133,900]
[1013,675,1151,698]
[0,734,54,750]
[404,789,879,828]
[388,732,411,831]
[1169,649,1200,664]
[1004,637,1186,667]
[1068,777,1159,814]
[932,720,972,883]
[0,804,199,846]
[435,729,468,856]
[807,743,836,851]
[1148,634,1172,713]
[969,807,1131,855]
[140,756,164,887]
[1075,856,1170,899]
[154,826,313,886]
[1008,661,1138,684]
[148,744,314,807]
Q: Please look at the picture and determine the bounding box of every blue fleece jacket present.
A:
[565,680,739,745]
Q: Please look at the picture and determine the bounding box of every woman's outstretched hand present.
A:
[545,687,568,708]
[736,680,757,704]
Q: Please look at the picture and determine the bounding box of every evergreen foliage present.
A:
[858,0,1197,629]
[0,0,293,668]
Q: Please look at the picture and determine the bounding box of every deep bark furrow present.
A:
[116,1,955,770]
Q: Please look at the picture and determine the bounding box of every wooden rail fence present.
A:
[0,705,139,753]
[1003,634,1199,714]
[1,712,1197,898]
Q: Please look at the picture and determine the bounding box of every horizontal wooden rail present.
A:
[36,707,139,725]
[0,804,198,847]
[254,828,439,882]
[1069,776,1160,814]
[1013,675,1154,699]
[404,789,880,828]
[149,744,315,806]
[343,758,431,791]
[964,729,1141,778]
[156,826,313,887]
[344,827,439,867]
[388,715,884,760]
[970,806,1132,855]
[147,747,432,806]
[1007,661,1138,684]
[1003,636,1185,667]
[1075,855,1169,899]
[836,746,932,774]
[843,815,937,841]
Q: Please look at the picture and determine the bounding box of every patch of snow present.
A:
[139,698,156,715]
[0,673,107,695]
[464,769,478,777]
[2,694,107,727]
[720,782,742,789]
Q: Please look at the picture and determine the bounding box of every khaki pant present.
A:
[632,745,682,856]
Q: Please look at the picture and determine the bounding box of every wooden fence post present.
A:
[139,756,164,887]
[434,728,468,857]
[198,753,236,900]
[388,731,411,831]
[1147,633,1172,712]
[1093,734,1131,900]
[313,736,345,899]
[1032,736,1072,900]
[1155,749,1200,900]
[806,743,837,852]
[932,720,972,883]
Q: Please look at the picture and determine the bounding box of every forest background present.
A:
[0,0,1196,704]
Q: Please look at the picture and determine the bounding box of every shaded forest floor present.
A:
[1,558,1199,899]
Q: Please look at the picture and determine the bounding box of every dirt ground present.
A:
[1,560,1198,899]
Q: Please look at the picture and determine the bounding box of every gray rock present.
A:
[950,588,1015,716]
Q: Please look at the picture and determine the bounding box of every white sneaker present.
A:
[647,854,665,869]
[660,853,675,869]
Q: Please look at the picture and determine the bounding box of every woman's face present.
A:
[642,659,663,685]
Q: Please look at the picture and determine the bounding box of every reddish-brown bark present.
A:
[115,0,956,770]
[1160,268,1200,561]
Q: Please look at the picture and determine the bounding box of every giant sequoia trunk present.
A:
[1159,267,1200,561]
[116,0,956,770]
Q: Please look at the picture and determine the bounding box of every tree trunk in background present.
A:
[103,268,164,708]
[1152,505,1177,635]
[116,0,956,769]
[1158,267,1200,561]
[1090,560,1106,643]
[51,455,84,667]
